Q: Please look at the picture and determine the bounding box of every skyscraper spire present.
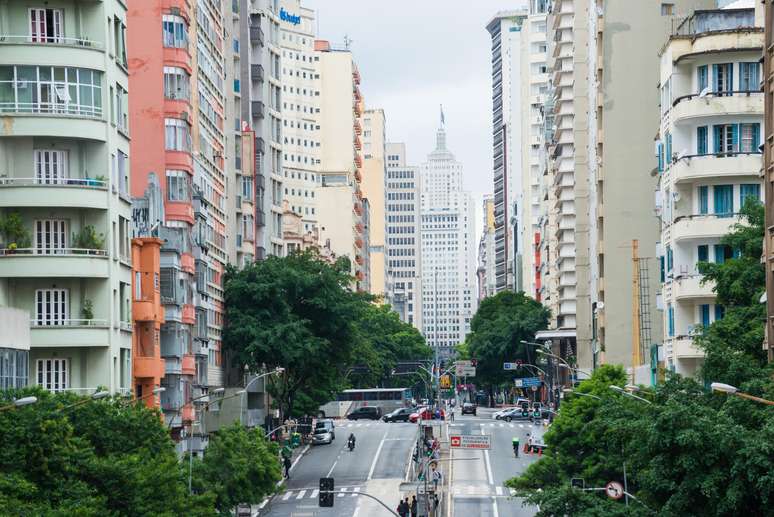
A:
[436,105,447,152]
[440,104,445,127]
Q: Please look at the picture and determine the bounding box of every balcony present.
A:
[669,153,761,185]
[30,319,110,348]
[671,275,715,300]
[182,354,196,376]
[0,248,109,278]
[671,214,736,242]
[134,356,165,379]
[251,64,264,82]
[251,101,265,120]
[249,26,264,46]
[670,336,705,360]
[0,35,105,70]
[670,92,762,125]
[0,177,109,209]
[134,300,159,322]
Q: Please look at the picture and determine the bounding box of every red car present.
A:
[409,407,445,423]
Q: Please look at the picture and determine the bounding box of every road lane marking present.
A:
[351,486,360,497]
[326,460,337,478]
[367,430,389,480]
[495,486,503,496]
[282,491,292,501]
[338,487,347,497]
[296,489,307,499]
[311,489,319,498]
[484,449,494,485]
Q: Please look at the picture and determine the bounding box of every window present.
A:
[114,17,127,67]
[34,288,68,325]
[714,244,733,264]
[698,186,709,214]
[135,271,142,300]
[166,170,191,202]
[697,126,708,155]
[164,118,191,151]
[661,3,674,15]
[740,183,760,206]
[657,141,664,172]
[667,304,675,337]
[35,220,67,253]
[36,358,68,392]
[712,63,733,95]
[698,244,709,264]
[713,124,738,154]
[666,246,673,272]
[0,65,102,117]
[740,123,760,153]
[163,67,190,100]
[665,132,672,163]
[713,185,733,217]
[739,62,759,92]
[697,65,708,92]
[115,84,128,132]
[162,15,188,48]
[29,8,63,43]
[34,149,68,184]
[715,305,725,321]
[700,304,710,327]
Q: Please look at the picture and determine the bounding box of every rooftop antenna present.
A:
[343,34,352,50]
[440,104,445,128]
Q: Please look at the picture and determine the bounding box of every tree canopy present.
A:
[466,291,550,389]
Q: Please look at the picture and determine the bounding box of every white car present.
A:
[492,407,518,420]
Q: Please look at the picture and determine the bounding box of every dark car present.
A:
[383,407,414,423]
[347,406,382,420]
[461,402,477,416]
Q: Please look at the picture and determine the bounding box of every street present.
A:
[259,409,541,517]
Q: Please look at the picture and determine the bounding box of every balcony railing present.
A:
[0,177,108,189]
[671,90,762,109]
[0,247,108,257]
[0,35,104,50]
[0,102,103,118]
[30,318,109,327]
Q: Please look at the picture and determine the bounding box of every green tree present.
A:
[350,303,432,388]
[223,250,365,417]
[0,387,216,516]
[192,423,281,515]
[466,291,550,399]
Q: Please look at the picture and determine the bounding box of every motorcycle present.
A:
[348,439,355,451]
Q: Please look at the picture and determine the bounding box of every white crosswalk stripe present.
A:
[282,491,292,501]
[310,489,319,498]
[451,484,517,498]
[352,487,360,497]
[296,490,306,500]
[495,486,503,496]
[338,488,348,497]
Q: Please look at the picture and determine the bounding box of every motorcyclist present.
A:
[348,433,356,450]
[512,436,520,457]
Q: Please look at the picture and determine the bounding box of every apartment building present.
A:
[0,1,133,394]
[238,0,285,261]
[278,0,318,242]
[0,308,30,390]
[477,196,497,301]
[361,109,387,297]
[315,40,367,289]
[486,10,527,293]
[762,0,774,363]
[385,143,422,328]
[420,120,476,361]
[657,3,763,378]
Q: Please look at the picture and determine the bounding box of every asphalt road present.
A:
[259,419,416,517]
[450,408,543,517]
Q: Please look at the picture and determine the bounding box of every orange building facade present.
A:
[131,238,165,408]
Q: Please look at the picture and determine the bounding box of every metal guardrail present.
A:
[0,35,104,49]
[0,177,107,188]
[0,248,108,257]
[0,102,103,118]
[30,318,109,327]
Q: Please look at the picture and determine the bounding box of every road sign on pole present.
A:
[513,376,541,388]
[605,481,624,500]
[449,434,491,449]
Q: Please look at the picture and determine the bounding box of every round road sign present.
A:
[605,481,624,500]
[531,385,538,392]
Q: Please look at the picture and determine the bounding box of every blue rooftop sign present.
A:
[280,8,301,25]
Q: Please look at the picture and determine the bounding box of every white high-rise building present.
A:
[279,0,319,237]
[486,10,527,293]
[420,118,476,361]
[385,143,422,329]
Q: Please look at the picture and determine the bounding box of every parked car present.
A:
[383,407,414,423]
[461,402,477,416]
[314,419,336,440]
[311,427,334,445]
[347,406,382,420]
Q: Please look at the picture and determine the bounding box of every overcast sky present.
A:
[305,0,523,232]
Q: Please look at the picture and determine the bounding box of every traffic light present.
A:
[440,375,451,389]
[571,478,585,489]
[319,477,334,507]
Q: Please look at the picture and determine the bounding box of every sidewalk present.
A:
[252,442,310,516]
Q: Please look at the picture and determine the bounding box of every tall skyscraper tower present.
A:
[420,114,476,361]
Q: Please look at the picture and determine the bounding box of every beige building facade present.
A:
[361,109,386,297]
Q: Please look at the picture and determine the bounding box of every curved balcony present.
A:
[671,214,736,242]
[670,152,761,185]
[668,336,705,360]
[0,177,108,209]
[0,36,105,70]
[0,248,109,278]
[671,92,762,125]
[0,104,106,140]
[671,275,715,300]
[30,319,110,348]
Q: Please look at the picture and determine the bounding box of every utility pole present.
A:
[631,239,641,384]
[434,269,440,408]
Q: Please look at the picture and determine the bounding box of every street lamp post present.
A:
[124,387,165,407]
[240,367,285,426]
[609,385,652,405]
[57,390,110,413]
[561,388,602,401]
[711,382,774,406]
[0,396,38,412]
[168,387,225,430]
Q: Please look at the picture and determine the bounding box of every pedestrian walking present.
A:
[283,455,291,479]
[410,495,418,517]
[397,498,409,517]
